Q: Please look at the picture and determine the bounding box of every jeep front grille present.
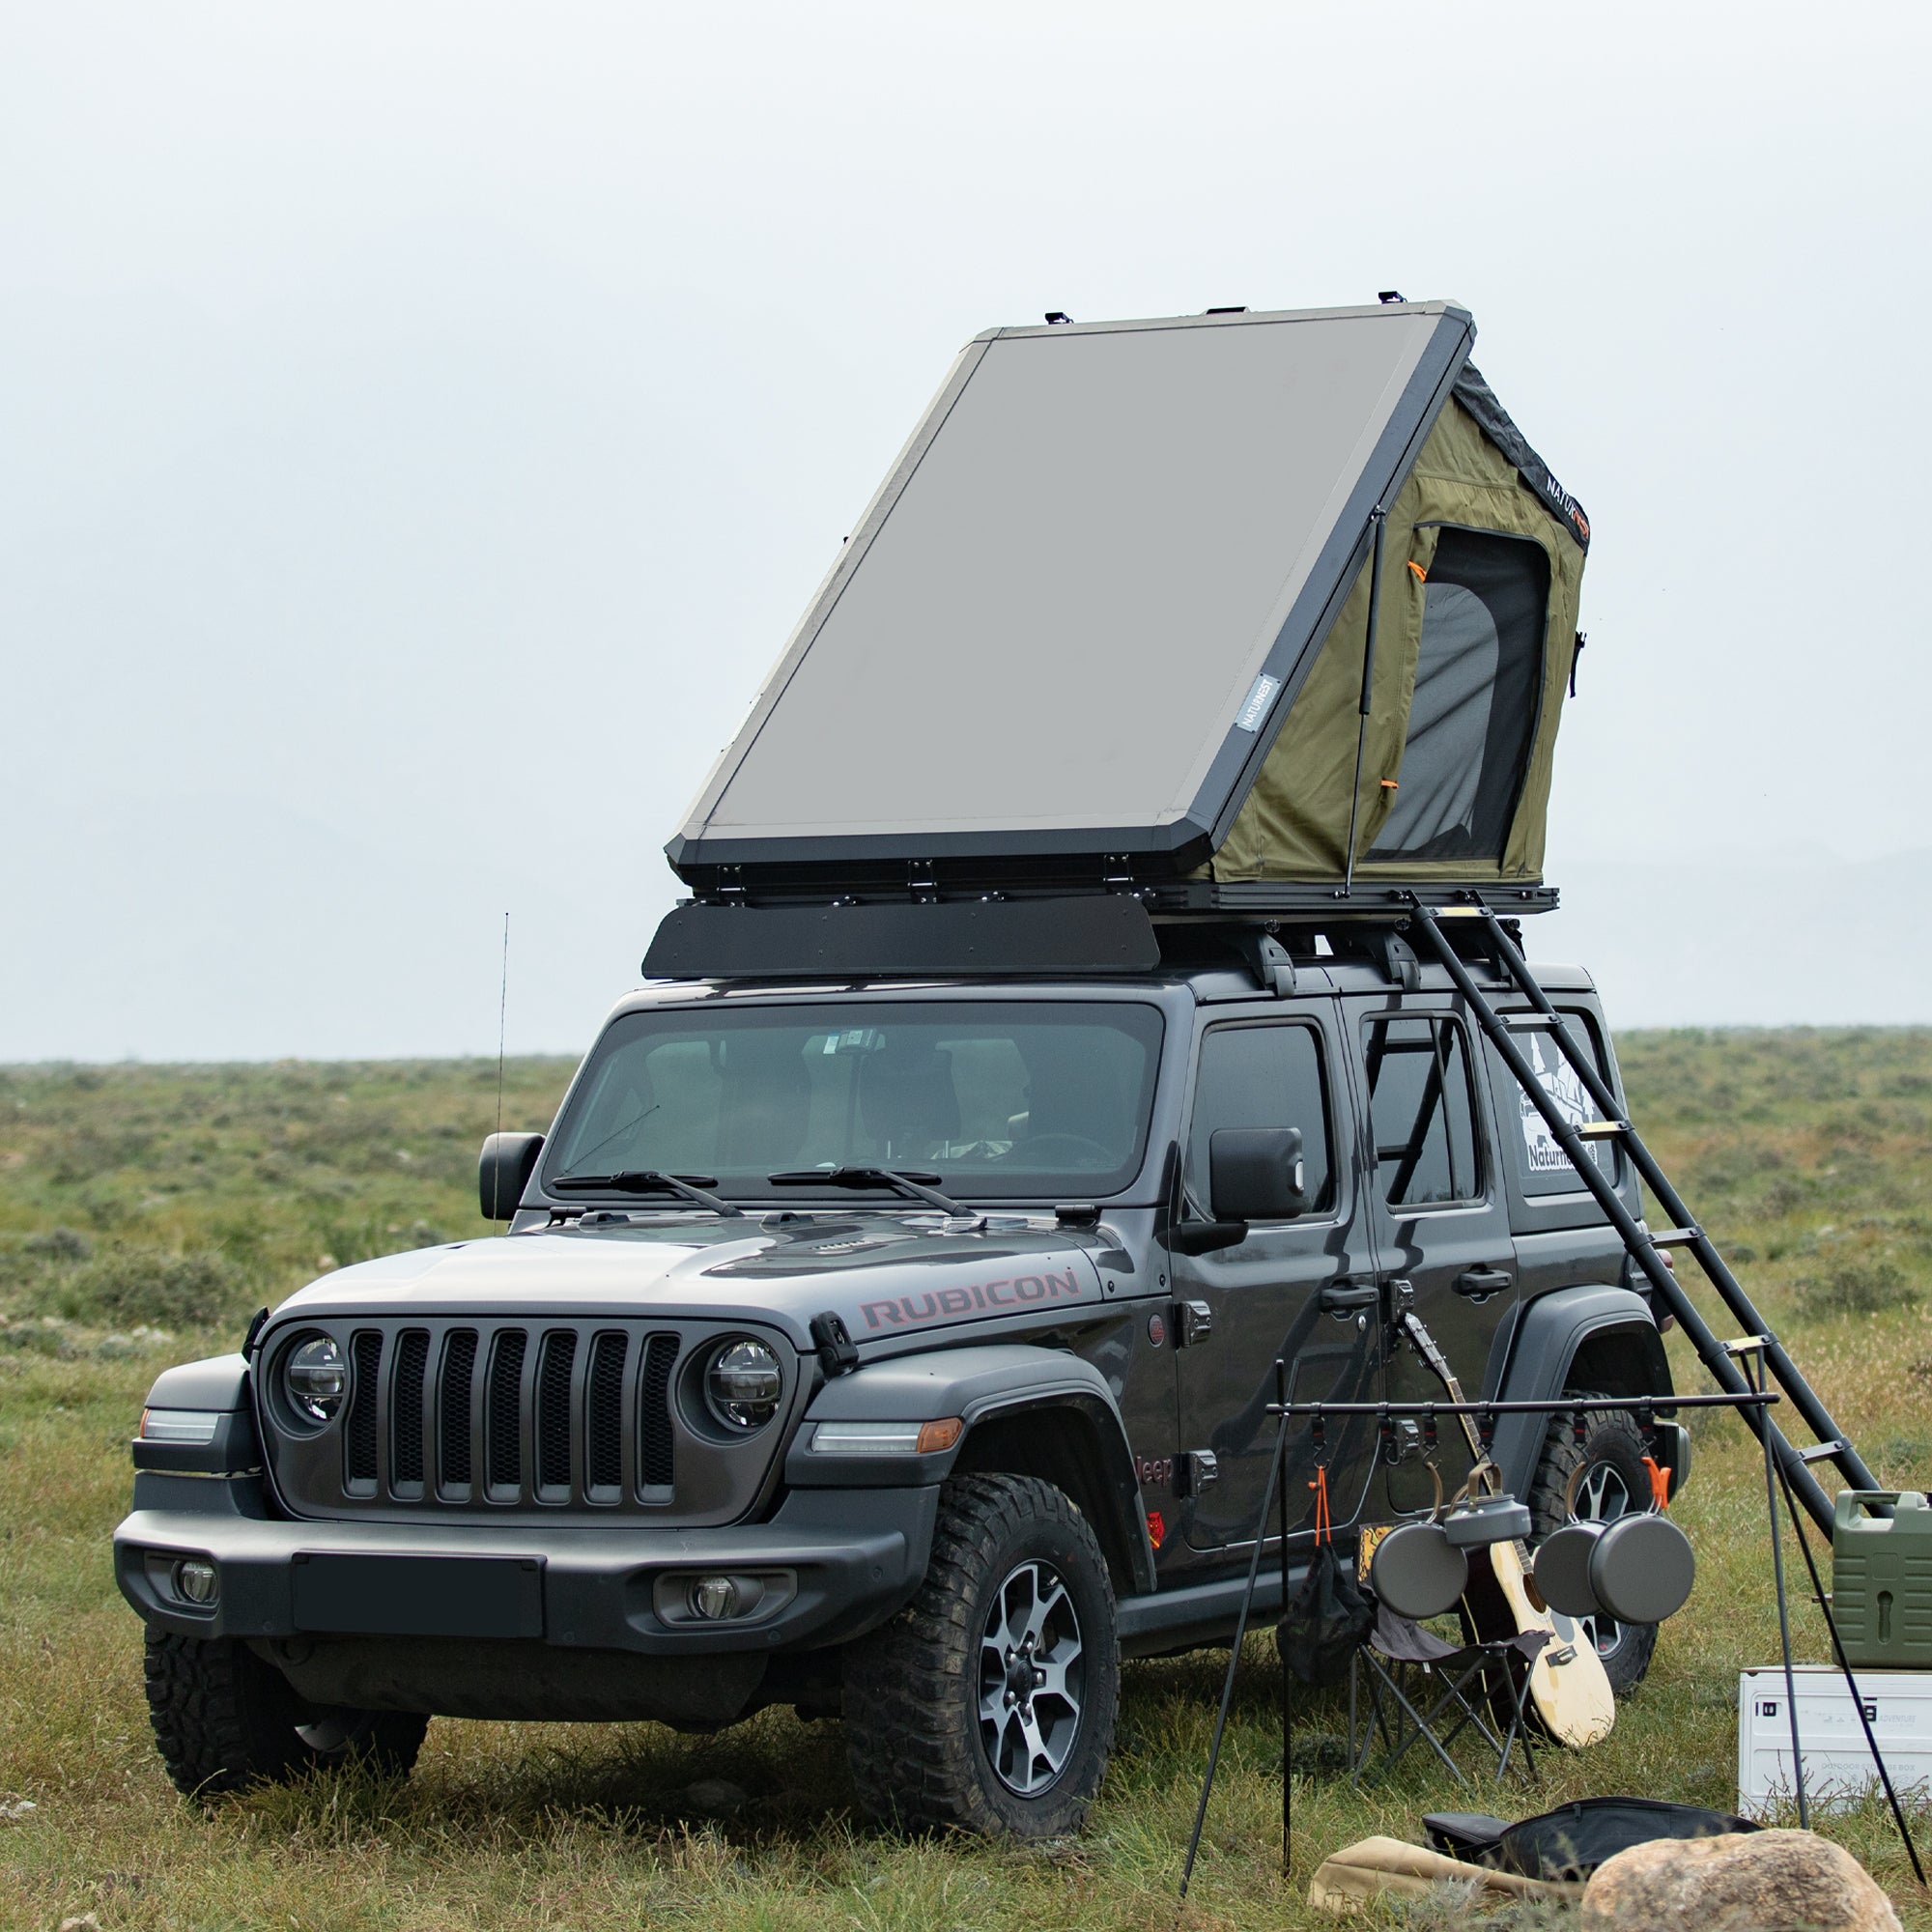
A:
[347,1331,382,1487]
[264,1316,796,1527]
[486,1328,528,1494]
[440,1327,477,1488]
[391,1328,430,1492]
[639,1332,678,1488]
[586,1330,627,1498]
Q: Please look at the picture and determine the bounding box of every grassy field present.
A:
[4,1033,1932,1929]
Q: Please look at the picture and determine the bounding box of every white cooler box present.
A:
[1739,1666,1932,1814]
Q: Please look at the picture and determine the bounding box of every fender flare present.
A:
[143,1352,251,1411]
[1490,1287,1672,1500]
[130,1352,263,1475]
[785,1345,1155,1593]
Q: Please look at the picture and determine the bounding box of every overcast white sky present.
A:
[5,2,1929,1060]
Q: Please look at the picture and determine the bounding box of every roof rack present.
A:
[641,887,1541,982]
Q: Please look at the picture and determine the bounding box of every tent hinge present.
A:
[1102,854,1136,893]
[908,861,939,903]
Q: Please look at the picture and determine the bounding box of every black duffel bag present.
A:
[1424,1796,1759,1881]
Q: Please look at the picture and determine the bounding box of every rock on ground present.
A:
[1580,1828,1900,1932]
[679,1778,748,1818]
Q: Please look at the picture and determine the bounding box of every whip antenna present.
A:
[496,911,510,1147]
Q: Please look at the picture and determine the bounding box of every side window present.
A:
[1188,1022,1334,1215]
[1363,1016,1482,1208]
[1507,1009,1619,1196]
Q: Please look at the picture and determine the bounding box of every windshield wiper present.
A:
[549,1170,746,1217]
[767,1166,965,1216]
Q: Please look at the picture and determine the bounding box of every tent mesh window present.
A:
[1369,528,1549,865]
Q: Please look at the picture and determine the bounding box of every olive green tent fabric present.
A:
[1203,392,1586,886]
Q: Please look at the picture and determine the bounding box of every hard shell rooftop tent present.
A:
[656,300,1590,973]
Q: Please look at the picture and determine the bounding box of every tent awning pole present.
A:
[1342,505,1387,895]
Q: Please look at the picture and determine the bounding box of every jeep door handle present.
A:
[1453,1265,1513,1301]
[1320,1280,1378,1315]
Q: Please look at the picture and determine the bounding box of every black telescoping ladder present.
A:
[1407,898,1878,1534]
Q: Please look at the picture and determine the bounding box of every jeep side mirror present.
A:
[479,1132,545,1220]
[1208,1126,1309,1222]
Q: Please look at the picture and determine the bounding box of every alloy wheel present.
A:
[977,1558,1085,1796]
[1572,1459,1634,1661]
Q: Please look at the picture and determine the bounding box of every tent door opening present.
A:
[1368,527,1550,866]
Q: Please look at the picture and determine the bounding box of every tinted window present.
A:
[1364,1016,1481,1207]
[1369,528,1549,863]
[1188,1023,1334,1213]
[544,1001,1164,1202]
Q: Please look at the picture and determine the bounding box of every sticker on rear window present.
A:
[1520,1032,1594,1174]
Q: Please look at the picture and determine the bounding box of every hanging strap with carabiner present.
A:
[1638,1404,1671,1512]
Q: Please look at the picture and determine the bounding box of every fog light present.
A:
[689,1575,741,1621]
[175,1559,218,1606]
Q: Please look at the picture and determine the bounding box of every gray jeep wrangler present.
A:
[117,940,1682,1836]
[118,299,1689,1834]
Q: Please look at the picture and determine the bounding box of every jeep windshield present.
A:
[542,1000,1164,1205]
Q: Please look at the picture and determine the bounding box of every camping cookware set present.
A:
[1370,1454,1695,1629]
[1532,1458,1696,1627]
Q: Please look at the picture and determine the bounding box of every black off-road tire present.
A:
[1526,1392,1661,1697]
[842,1473,1119,1838]
[143,1630,428,1796]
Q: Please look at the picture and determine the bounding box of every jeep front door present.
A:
[1169,1009,1381,1553]
[1351,1005,1519,1510]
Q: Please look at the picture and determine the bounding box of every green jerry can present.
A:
[1832,1491,1932,1670]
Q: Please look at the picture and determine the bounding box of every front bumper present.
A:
[115,1482,938,1655]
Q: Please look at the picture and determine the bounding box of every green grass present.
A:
[3,1036,1932,1928]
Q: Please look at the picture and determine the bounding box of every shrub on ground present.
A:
[1797,1254,1919,1319]
[41,1247,250,1329]
[24,1227,93,1262]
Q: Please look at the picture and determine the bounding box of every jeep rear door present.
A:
[1346,996,1519,1511]
[1168,1000,1382,1554]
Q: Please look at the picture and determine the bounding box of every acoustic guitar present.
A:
[1399,1310,1615,1748]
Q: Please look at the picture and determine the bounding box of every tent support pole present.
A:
[1341,505,1387,895]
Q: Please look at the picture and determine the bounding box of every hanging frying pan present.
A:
[1369,1463,1470,1621]
[1532,1459,1694,1625]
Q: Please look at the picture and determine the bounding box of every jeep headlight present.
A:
[285,1334,346,1425]
[704,1338,781,1431]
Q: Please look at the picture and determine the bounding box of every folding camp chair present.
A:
[1349,1605,1547,1789]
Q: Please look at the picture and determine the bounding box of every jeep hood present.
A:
[270,1216,1110,1350]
